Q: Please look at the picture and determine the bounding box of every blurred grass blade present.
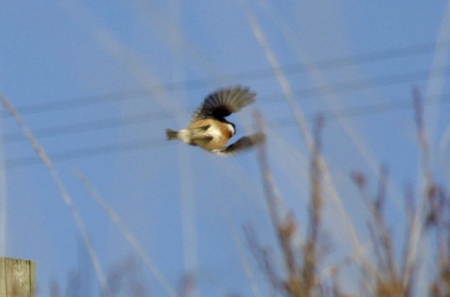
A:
[75,170,178,297]
[0,92,112,297]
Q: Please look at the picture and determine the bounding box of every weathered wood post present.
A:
[0,258,35,297]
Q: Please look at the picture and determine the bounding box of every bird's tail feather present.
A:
[166,129,179,140]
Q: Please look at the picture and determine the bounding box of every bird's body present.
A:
[167,118,234,150]
[166,86,265,156]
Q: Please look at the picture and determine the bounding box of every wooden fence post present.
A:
[0,258,35,297]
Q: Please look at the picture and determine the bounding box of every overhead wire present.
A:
[2,41,450,168]
[3,67,450,145]
[5,91,450,168]
[1,41,449,117]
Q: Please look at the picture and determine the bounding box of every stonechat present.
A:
[166,86,265,156]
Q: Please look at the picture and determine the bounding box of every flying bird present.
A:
[166,86,265,156]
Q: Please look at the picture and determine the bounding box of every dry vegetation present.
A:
[2,87,450,297]
[243,87,450,297]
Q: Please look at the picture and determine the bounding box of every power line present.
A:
[3,67,450,144]
[272,94,448,127]
[6,137,168,168]
[3,110,172,143]
[2,41,449,117]
[5,93,450,168]
[3,41,450,167]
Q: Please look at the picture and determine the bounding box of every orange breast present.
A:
[188,119,231,150]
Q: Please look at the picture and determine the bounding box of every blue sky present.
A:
[1,1,450,296]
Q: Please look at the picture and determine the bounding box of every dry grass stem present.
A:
[75,171,178,297]
[0,93,112,297]
[250,114,338,297]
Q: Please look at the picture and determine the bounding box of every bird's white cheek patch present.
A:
[226,124,235,135]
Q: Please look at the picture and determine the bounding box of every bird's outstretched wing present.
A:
[210,133,265,156]
[191,86,256,123]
